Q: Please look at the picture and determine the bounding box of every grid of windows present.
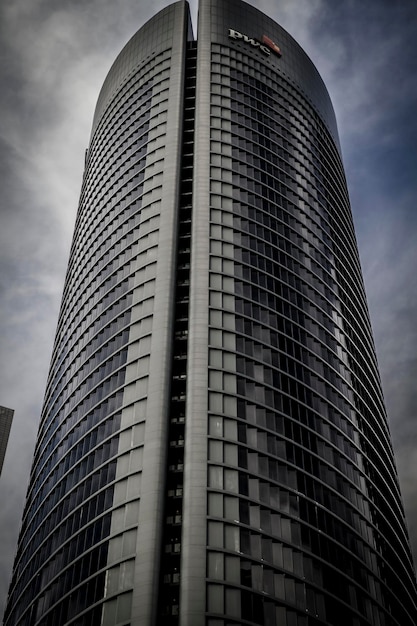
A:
[157,41,197,625]
[206,40,417,626]
[4,2,417,626]
[4,38,176,626]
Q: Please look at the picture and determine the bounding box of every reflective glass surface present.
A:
[4,5,186,624]
[206,30,417,626]
[5,2,417,626]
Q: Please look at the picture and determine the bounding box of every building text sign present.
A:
[228,29,282,57]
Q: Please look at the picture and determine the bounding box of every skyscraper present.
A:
[0,406,14,475]
[4,0,417,624]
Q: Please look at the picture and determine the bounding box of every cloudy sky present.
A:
[0,0,417,616]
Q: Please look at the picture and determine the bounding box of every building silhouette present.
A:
[4,1,417,625]
[0,406,14,476]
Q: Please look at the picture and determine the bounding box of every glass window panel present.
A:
[222,331,235,350]
[222,292,234,307]
[208,492,223,517]
[272,542,283,567]
[210,257,222,272]
[209,465,223,489]
[209,393,223,412]
[281,518,292,542]
[223,352,235,369]
[116,591,132,622]
[209,440,223,463]
[249,505,260,528]
[207,584,224,613]
[274,573,285,599]
[120,560,135,590]
[264,569,274,595]
[210,309,222,325]
[209,349,223,367]
[107,565,120,595]
[224,496,239,521]
[102,599,117,626]
[225,555,240,584]
[285,578,296,604]
[224,443,237,466]
[223,395,236,416]
[209,328,222,346]
[224,419,237,440]
[283,546,294,572]
[122,530,137,557]
[127,473,141,498]
[210,291,222,307]
[250,534,262,559]
[252,564,263,591]
[293,551,304,577]
[223,374,236,394]
[224,525,239,552]
[248,478,259,500]
[209,416,223,436]
[209,370,223,391]
[208,521,223,548]
[225,588,240,618]
[224,469,238,493]
[209,274,222,289]
[125,500,140,526]
[208,551,224,580]
[210,240,222,254]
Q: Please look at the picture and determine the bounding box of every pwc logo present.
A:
[228,29,282,57]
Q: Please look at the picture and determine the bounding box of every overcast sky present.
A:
[1,0,417,617]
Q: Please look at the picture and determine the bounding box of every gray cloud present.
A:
[1,0,416,615]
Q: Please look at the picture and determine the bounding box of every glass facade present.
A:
[4,3,191,625]
[0,405,14,475]
[4,1,417,625]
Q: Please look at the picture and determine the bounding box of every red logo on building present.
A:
[261,35,282,57]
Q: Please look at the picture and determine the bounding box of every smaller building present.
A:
[0,406,14,475]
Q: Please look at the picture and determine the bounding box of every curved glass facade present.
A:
[4,1,417,626]
[4,3,191,625]
[201,7,417,623]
